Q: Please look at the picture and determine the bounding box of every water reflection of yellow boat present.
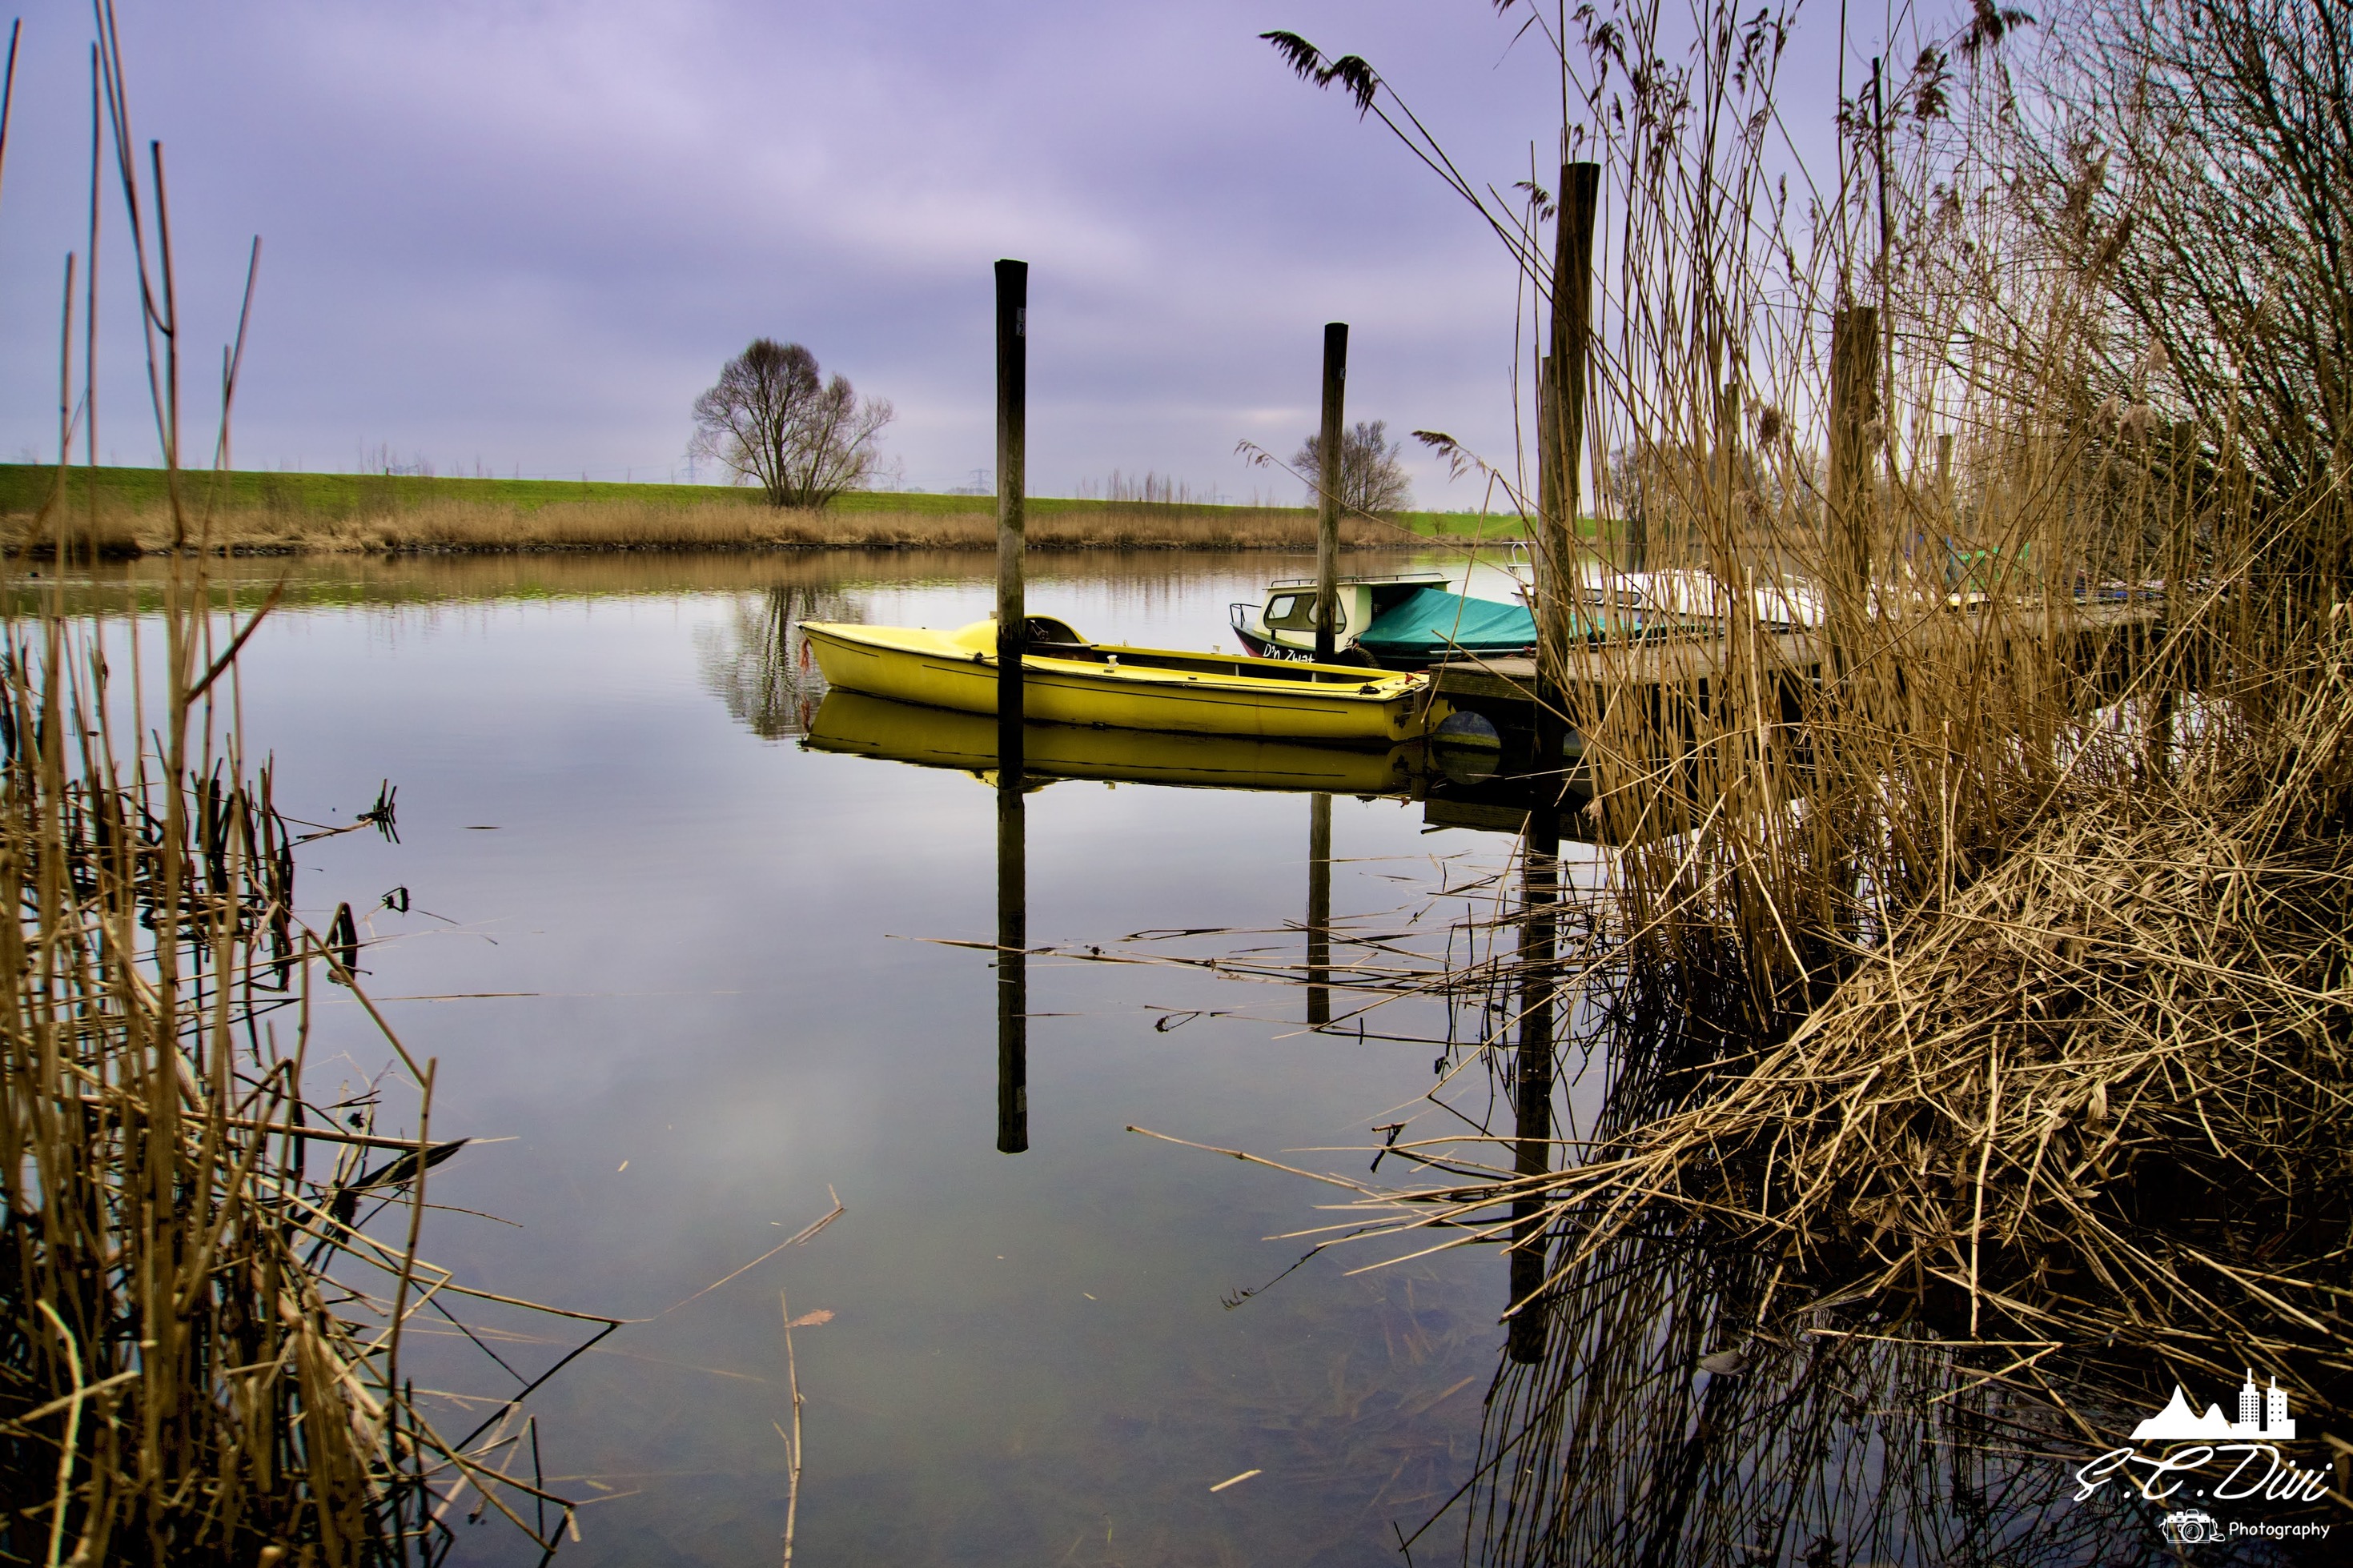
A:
[803,691,1422,794]
[798,617,1444,745]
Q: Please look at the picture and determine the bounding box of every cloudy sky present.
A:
[0,1,1873,506]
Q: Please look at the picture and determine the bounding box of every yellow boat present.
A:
[798,616,1446,745]
[804,690,1423,793]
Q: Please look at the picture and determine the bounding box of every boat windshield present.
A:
[1265,592,1349,632]
[1264,592,1316,630]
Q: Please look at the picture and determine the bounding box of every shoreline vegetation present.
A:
[0,463,1533,557]
[4,19,608,1558]
[1207,0,2353,1546]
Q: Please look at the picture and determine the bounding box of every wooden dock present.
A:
[1433,603,2166,727]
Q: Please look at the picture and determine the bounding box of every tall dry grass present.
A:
[2,10,603,1561]
[0,592,604,1562]
[1243,0,2353,1540]
[6,497,1409,557]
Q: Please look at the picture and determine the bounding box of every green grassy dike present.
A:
[0,463,1524,539]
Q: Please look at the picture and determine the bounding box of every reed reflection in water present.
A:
[1462,1212,2164,1566]
[1440,867,2194,1566]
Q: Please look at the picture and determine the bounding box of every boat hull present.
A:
[801,620,1444,745]
[1229,621,1388,668]
[805,691,1422,793]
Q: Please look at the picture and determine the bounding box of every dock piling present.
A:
[1315,323,1347,664]
[995,257,1029,1154]
[995,258,1028,742]
[1538,158,1600,797]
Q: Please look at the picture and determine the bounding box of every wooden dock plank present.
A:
[1435,602,2164,710]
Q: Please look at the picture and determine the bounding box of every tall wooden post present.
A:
[996,259,1028,730]
[994,258,1029,1155]
[1315,323,1348,664]
[1535,160,1600,799]
[1507,151,1594,1354]
[1544,162,1600,664]
[1537,355,1559,535]
[1827,306,1880,661]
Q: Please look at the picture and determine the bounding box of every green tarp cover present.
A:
[1355,586,1538,656]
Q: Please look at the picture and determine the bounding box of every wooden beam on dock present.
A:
[1433,601,2167,720]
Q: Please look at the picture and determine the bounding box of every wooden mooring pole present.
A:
[997,259,1029,732]
[1505,150,1598,1361]
[1542,159,1600,687]
[1532,158,1599,826]
[1315,322,1348,664]
[995,257,1029,1155]
[1827,305,1880,666]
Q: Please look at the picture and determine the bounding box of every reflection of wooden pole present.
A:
[1507,829,1556,1365]
[997,776,1028,1154]
[1315,323,1348,664]
[1306,792,1331,1026]
[997,259,1028,744]
[1827,306,1880,663]
[995,258,1029,1155]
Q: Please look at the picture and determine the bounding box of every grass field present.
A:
[0,463,1532,554]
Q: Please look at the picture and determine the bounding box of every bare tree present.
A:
[1292,418,1413,515]
[689,339,893,508]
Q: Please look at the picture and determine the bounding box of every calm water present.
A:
[31,549,2291,1566]
[83,551,1545,1566]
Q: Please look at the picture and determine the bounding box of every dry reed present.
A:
[2,11,605,1560]
[1203,0,2353,1547]
[0,603,604,1562]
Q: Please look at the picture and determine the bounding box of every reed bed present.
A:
[0,595,602,1562]
[2,13,606,1558]
[6,497,1411,558]
[1522,0,2348,1398]
[1138,0,2353,1551]
[1458,1205,2158,1565]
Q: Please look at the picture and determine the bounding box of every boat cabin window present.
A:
[1264,592,1343,632]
